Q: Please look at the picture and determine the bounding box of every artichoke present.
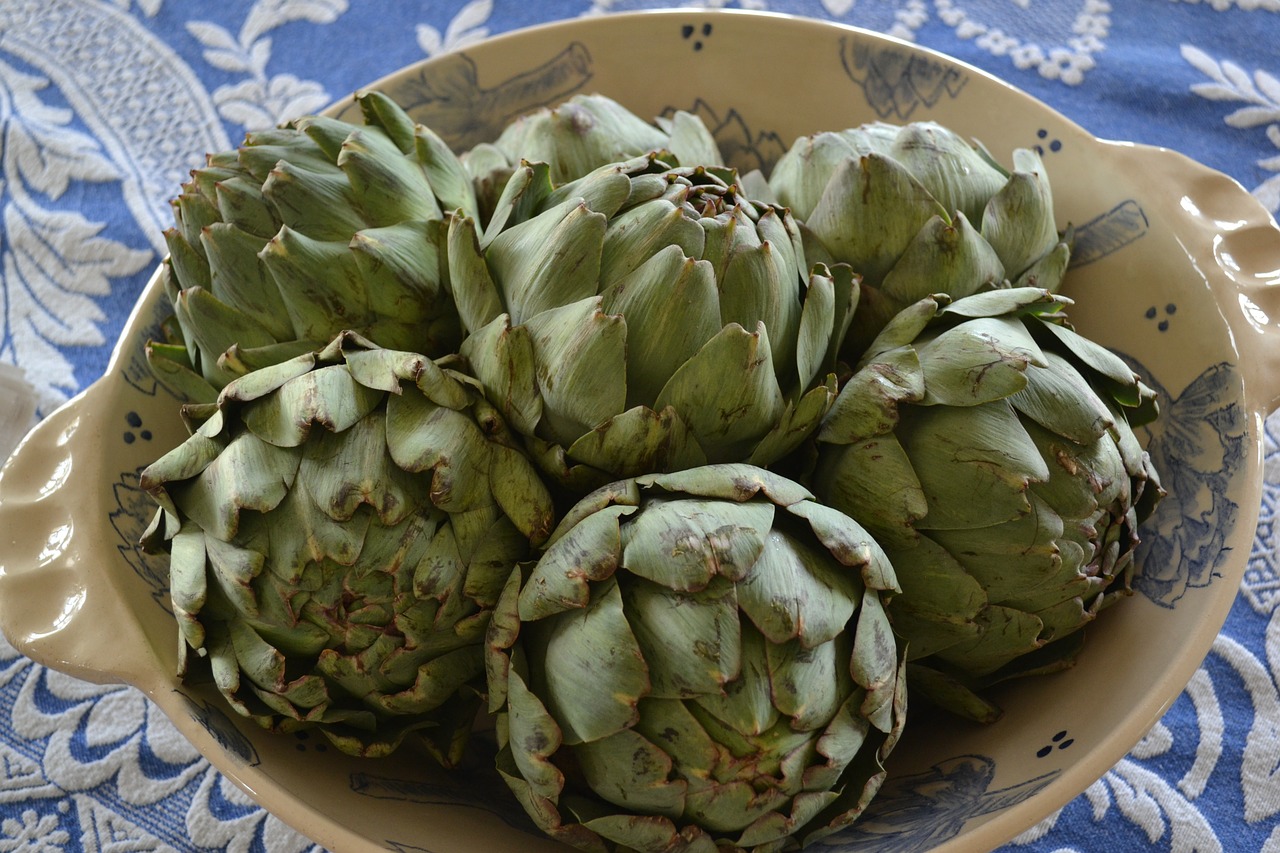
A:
[148,90,479,403]
[449,153,856,495]
[486,464,905,853]
[809,288,1161,722]
[139,332,555,762]
[767,121,1068,357]
[462,93,723,222]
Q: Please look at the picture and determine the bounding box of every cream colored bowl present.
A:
[2,9,1279,853]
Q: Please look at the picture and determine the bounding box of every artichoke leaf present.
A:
[301,413,428,525]
[658,109,724,167]
[261,159,366,241]
[213,175,278,239]
[140,427,226,496]
[172,432,299,541]
[980,150,1059,278]
[819,346,923,445]
[719,207,804,376]
[878,212,1005,306]
[242,364,383,447]
[915,317,1046,407]
[582,814,713,853]
[621,575,742,698]
[633,697,721,780]
[458,315,543,436]
[336,125,443,226]
[655,322,785,462]
[537,576,649,745]
[564,404,708,481]
[856,295,941,366]
[599,198,706,286]
[522,298,628,447]
[1024,417,1128,520]
[598,245,721,408]
[486,199,606,325]
[385,391,491,514]
[414,122,481,224]
[352,220,456,338]
[937,285,1066,320]
[788,499,898,594]
[447,213,507,335]
[806,153,948,288]
[883,535,986,626]
[898,401,1049,530]
[748,379,837,468]
[519,504,631,621]
[544,157,639,218]
[931,604,1046,677]
[926,493,1067,605]
[169,524,211,650]
[767,636,847,732]
[354,90,416,153]
[692,624,778,740]
[906,663,1003,724]
[506,665,567,801]
[769,127,893,221]
[374,644,485,714]
[806,695,873,793]
[1011,350,1115,445]
[201,535,264,622]
[737,530,858,648]
[200,223,293,340]
[575,729,687,818]
[620,496,774,589]
[174,286,279,387]
[796,266,837,390]
[1013,238,1070,292]
[637,462,812,508]
[1036,320,1150,407]
[481,159,555,243]
[888,122,1009,225]
[258,227,370,344]
[488,441,557,546]
[850,590,901,733]
[808,436,927,545]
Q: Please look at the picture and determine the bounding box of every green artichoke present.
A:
[148,90,479,403]
[462,93,723,222]
[767,121,1068,357]
[809,288,1161,722]
[486,463,905,853]
[449,153,856,495]
[139,332,555,762]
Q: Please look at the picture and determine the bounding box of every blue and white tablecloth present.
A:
[2,2,1280,851]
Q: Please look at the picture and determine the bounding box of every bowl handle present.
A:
[0,380,164,687]
[1118,143,1280,414]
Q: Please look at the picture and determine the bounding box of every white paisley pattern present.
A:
[4,1,1280,851]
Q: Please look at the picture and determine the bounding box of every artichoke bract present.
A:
[767,121,1068,358]
[450,153,857,496]
[486,464,906,853]
[148,90,478,403]
[139,332,555,763]
[810,288,1161,722]
[462,94,723,223]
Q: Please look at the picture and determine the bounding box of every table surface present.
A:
[3,2,1280,852]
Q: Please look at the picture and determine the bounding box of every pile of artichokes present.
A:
[138,90,1162,851]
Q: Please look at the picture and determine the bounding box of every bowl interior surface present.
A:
[0,10,1264,853]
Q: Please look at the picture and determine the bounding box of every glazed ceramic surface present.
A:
[2,10,1279,853]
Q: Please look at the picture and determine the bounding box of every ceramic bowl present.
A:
[3,9,1279,853]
